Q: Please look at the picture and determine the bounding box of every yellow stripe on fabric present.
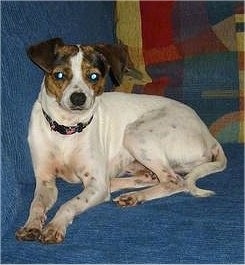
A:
[235,14,244,23]
[115,0,151,92]
[236,32,244,52]
[239,71,244,90]
[239,115,244,143]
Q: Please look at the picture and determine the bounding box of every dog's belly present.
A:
[108,149,134,178]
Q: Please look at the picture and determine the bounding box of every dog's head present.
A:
[27,38,134,111]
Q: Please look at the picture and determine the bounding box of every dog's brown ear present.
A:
[27,38,64,73]
[93,44,141,86]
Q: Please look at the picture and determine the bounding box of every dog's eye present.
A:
[88,73,100,83]
[54,72,65,80]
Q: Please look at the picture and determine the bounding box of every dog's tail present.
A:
[185,142,227,197]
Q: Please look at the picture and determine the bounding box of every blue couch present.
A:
[1,1,244,263]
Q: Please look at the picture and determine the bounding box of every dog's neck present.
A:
[42,109,93,135]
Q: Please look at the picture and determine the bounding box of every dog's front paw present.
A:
[16,227,42,241]
[114,193,140,207]
[39,223,65,244]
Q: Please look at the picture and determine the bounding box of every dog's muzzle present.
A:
[70,92,87,108]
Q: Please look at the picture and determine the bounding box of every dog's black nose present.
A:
[70,92,86,107]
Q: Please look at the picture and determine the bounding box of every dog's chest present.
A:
[48,136,92,184]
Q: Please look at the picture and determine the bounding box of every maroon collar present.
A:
[42,109,93,135]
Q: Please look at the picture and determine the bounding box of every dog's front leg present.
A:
[16,178,58,241]
[40,175,109,244]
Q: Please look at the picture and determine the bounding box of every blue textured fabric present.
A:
[1,144,244,263]
[181,52,239,125]
[1,1,244,264]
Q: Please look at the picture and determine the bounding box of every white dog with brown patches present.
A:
[16,38,227,244]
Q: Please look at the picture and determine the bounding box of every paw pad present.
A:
[115,195,139,207]
[16,227,41,241]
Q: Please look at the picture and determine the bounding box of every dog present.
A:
[16,38,227,244]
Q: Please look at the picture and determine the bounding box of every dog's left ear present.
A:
[93,44,140,86]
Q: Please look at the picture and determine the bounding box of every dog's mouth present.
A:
[59,102,93,113]
[70,107,84,111]
[70,106,86,111]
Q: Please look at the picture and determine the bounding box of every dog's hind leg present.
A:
[124,134,179,184]
[112,161,185,206]
[110,161,159,193]
[185,143,227,197]
[114,179,187,207]
[110,176,158,193]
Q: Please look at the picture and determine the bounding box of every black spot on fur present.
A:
[84,52,107,77]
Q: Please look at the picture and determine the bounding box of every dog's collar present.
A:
[42,109,93,135]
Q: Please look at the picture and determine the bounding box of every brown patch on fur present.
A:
[55,168,59,175]
[93,44,135,86]
[56,45,78,59]
[84,172,90,177]
[42,180,49,187]
[45,65,73,102]
[81,46,108,96]
[44,45,78,101]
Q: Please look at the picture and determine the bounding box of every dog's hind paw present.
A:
[16,227,42,241]
[190,187,215,197]
[39,223,65,244]
[114,193,140,207]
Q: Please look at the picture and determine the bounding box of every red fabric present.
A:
[143,44,182,65]
[140,1,175,50]
[139,1,176,93]
[143,77,170,96]
[177,28,227,57]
